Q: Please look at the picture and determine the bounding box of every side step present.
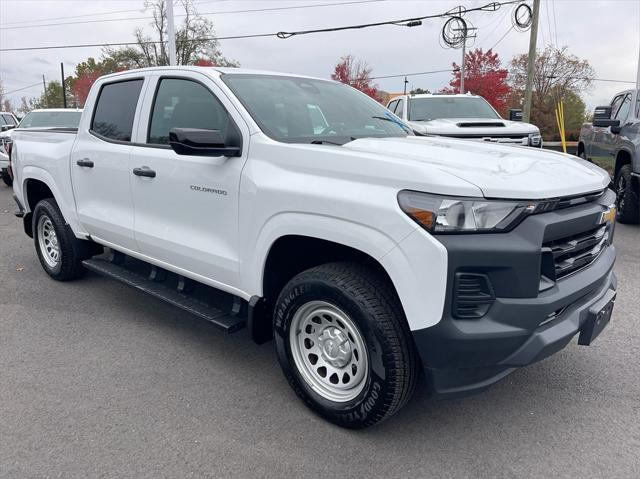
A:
[82,258,246,333]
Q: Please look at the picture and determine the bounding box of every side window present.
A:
[148,78,230,145]
[91,79,144,142]
[387,100,398,113]
[5,115,17,125]
[614,93,631,122]
[609,95,623,119]
[395,99,405,117]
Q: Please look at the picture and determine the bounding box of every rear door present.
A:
[128,72,249,290]
[70,77,146,251]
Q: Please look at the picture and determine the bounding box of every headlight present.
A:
[398,191,537,233]
[528,133,542,147]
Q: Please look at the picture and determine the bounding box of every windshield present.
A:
[19,111,82,129]
[409,97,500,121]
[222,74,412,144]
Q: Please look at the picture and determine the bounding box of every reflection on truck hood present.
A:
[343,136,610,199]
[408,117,539,135]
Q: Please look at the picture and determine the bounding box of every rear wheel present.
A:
[615,164,639,224]
[274,262,418,428]
[1,171,11,187]
[33,198,94,280]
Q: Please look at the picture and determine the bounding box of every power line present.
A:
[488,24,515,50]
[0,0,387,31]
[3,82,43,95]
[0,0,229,27]
[0,0,523,52]
[370,68,458,80]
[276,0,521,39]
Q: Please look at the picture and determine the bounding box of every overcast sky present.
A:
[1,0,638,112]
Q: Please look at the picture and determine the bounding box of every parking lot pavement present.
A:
[1,185,638,479]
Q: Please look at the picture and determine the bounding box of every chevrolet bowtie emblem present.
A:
[600,205,616,225]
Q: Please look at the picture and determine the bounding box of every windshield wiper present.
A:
[310,137,356,146]
[371,115,411,132]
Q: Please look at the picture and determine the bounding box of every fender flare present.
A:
[245,212,447,331]
[20,166,87,237]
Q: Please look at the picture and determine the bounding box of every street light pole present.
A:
[166,0,177,66]
[523,0,540,123]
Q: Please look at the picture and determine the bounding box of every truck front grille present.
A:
[541,225,608,281]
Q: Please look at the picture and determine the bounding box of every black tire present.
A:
[1,171,11,187]
[615,164,639,224]
[32,198,94,280]
[273,262,418,429]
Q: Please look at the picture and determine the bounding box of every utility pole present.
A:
[60,62,67,108]
[403,76,408,95]
[636,39,640,90]
[42,75,46,108]
[166,0,177,66]
[460,41,466,94]
[522,0,540,123]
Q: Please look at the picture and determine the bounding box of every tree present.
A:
[510,46,594,139]
[107,0,238,68]
[32,81,65,109]
[3,99,13,113]
[442,48,511,115]
[410,88,430,95]
[331,55,380,101]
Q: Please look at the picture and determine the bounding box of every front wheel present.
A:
[274,262,418,428]
[615,164,639,224]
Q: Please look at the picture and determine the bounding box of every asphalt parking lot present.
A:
[1,185,638,479]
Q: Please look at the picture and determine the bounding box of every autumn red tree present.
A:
[194,59,215,66]
[443,48,511,115]
[331,55,380,102]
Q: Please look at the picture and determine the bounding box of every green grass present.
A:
[591,157,615,177]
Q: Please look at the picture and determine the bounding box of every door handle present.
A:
[133,166,156,178]
[76,158,94,168]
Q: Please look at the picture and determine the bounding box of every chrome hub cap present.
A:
[37,215,59,268]
[616,175,626,211]
[289,301,368,402]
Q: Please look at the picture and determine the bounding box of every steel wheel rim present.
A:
[289,301,368,403]
[616,175,626,211]
[37,215,59,268]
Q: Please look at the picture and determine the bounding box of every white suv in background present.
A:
[387,93,542,147]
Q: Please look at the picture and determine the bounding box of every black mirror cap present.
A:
[593,118,621,129]
[593,105,612,121]
[169,127,242,157]
[508,109,523,121]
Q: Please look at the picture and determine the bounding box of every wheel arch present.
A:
[614,149,633,179]
[20,167,87,239]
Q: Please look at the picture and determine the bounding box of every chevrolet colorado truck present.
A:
[387,93,543,147]
[12,67,617,428]
[578,89,640,223]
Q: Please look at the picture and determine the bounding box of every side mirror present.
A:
[592,105,617,128]
[508,109,522,121]
[169,127,242,157]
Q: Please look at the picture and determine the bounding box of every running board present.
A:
[82,258,246,333]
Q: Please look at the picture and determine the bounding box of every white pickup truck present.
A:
[387,93,543,147]
[12,67,617,428]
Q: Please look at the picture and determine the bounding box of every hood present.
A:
[342,136,609,199]
[407,117,539,136]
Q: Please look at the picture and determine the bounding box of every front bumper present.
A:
[412,190,617,397]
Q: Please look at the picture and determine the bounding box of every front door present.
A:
[129,73,249,290]
[71,78,146,251]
